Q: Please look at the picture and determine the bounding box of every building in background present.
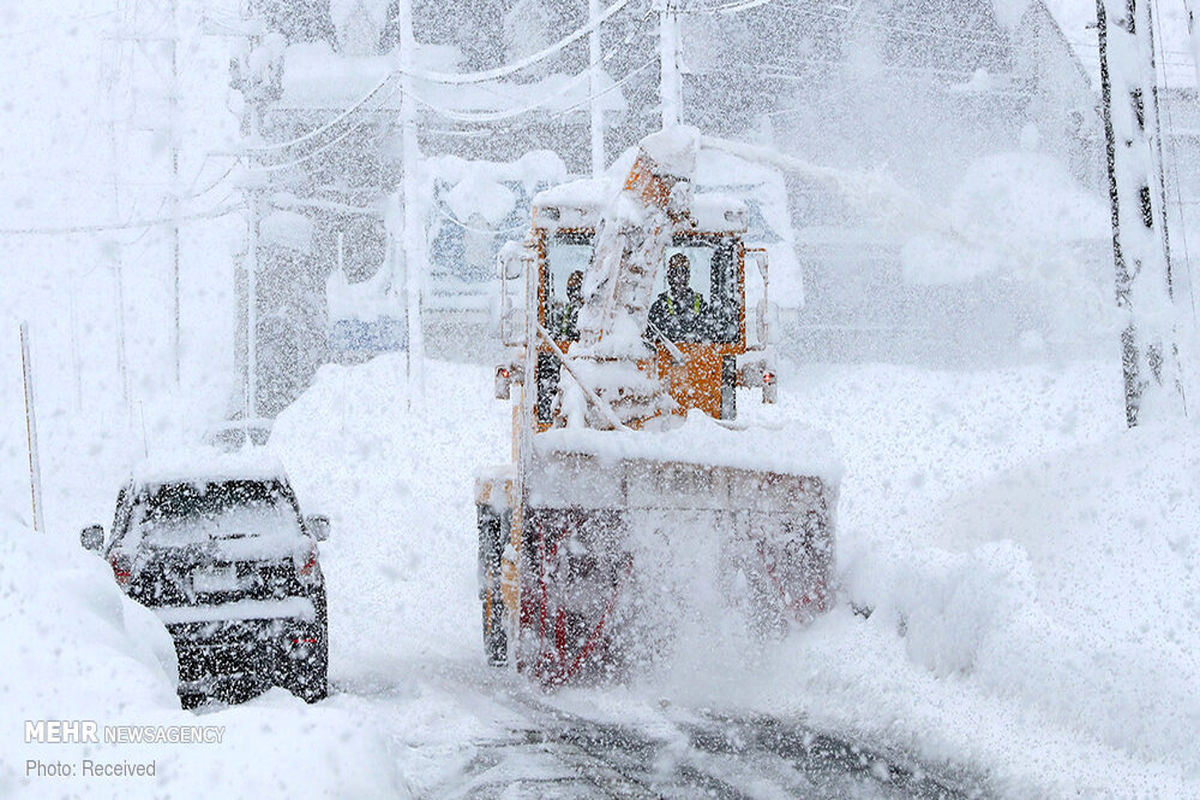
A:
[226,0,1158,417]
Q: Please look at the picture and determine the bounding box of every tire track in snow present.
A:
[391,663,992,799]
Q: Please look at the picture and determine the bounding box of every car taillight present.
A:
[763,370,776,385]
[296,545,318,582]
[109,554,131,585]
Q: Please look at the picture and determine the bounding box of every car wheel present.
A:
[483,594,507,667]
[286,589,329,703]
[180,692,206,711]
[290,641,328,703]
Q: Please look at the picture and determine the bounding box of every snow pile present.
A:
[270,356,512,671]
[0,519,402,799]
[638,127,701,179]
[640,359,1200,796]
[11,337,1199,796]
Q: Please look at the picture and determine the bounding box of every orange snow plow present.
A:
[476,128,838,684]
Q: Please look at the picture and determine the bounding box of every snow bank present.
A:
[271,356,512,671]
[649,358,1200,796]
[0,517,403,798]
[11,329,1200,796]
[266,352,1200,794]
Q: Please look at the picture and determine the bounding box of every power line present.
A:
[0,202,244,236]
[248,81,404,173]
[685,0,776,15]
[407,52,623,124]
[396,0,632,85]
[246,73,397,153]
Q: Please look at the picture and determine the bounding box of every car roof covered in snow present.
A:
[130,446,290,489]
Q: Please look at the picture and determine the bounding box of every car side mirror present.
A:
[755,299,780,347]
[80,525,104,553]
[305,515,330,542]
[750,249,769,282]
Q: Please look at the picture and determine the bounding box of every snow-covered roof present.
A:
[131,447,290,488]
[425,151,568,195]
[532,178,748,234]
[260,209,314,255]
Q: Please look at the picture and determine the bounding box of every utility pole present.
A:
[112,0,183,385]
[658,0,681,128]
[399,0,425,404]
[232,20,266,420]
[103,9,131,413]
[589,0,605,176]
[1096,0,1186,427]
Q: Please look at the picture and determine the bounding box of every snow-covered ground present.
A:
[4,353,1198,797]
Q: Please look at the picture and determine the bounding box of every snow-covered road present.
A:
[327,659,983,798]
[5,354,1200,798]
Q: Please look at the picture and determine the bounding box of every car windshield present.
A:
[133,480,301,546]
[543,232,739,343]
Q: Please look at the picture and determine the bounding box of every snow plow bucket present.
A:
[516,420,839,685]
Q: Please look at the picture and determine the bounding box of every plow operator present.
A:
[648,253,709,342]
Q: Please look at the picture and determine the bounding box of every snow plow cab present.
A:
[476,128,838,684]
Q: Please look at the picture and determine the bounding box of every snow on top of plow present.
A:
[638,126,700,178]
[534,409,842,481]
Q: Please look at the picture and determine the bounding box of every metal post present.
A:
[399,0,424,404]
[589,0,605,176]
[1096,0,1186,426]
[169,0,181,384]
[246,189,260,419]
[658,0,681,128]
[20,323,46,534]
[105,3,130,413]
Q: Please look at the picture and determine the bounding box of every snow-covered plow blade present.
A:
[482,421,839,685]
